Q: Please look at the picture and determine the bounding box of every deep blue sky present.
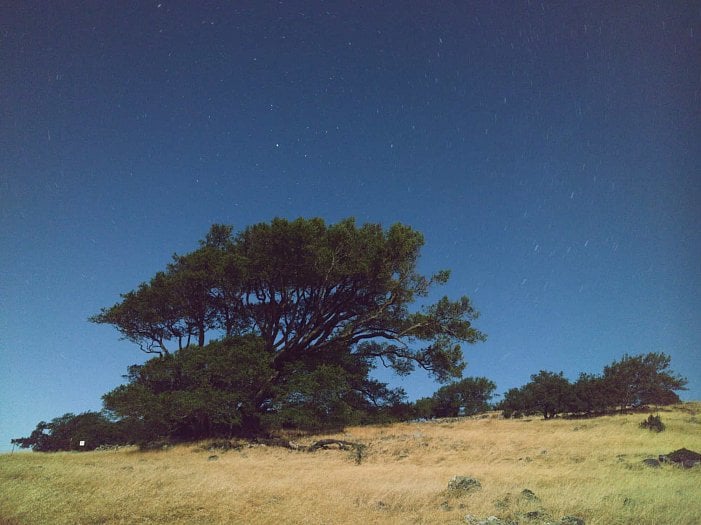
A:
[1,2,699,450]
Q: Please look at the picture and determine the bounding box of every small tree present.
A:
[498,387,528,418]
[412,397,436,419]
[570,373,609,415]
[430,377,496,417]
[503,371,573,419]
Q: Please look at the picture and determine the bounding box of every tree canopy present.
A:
[91,218,486,436]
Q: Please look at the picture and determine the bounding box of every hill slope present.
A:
[2,403,700,524]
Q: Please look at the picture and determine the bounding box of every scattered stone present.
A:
[493,494,512,509]
[520,488,539,501]
[203,439,242,452]
[659,448,701,468]
[440,501,452,511]
[207,455,219,461]
[559,516,585,525]
[523,510,549,520]
[642,458,661,468]
[448,476,482,494]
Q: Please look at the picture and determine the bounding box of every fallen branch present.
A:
[307,439,363,451]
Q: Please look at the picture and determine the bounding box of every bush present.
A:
[640,414,665,432]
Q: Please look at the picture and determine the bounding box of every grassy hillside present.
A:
[2,403,700,524]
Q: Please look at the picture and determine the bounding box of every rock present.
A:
[448,476,482,493]
[659,448,701,468]
[642,458,661,468]
[560,517,585,525]
[520,488,539,501]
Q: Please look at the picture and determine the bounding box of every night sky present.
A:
[1,2,699,450]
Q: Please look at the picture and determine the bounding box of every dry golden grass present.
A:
[2,403,700,524]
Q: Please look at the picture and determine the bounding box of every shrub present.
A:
[639,414,665,432]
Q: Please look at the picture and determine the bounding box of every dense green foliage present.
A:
[499,352,686,419]
[90,219,485,365]
[103,336,272,440]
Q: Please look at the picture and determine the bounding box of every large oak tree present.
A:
[92,218,486,434]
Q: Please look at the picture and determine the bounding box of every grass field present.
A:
[1,403,700,524]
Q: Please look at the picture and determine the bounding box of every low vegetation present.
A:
[2,403,699,524]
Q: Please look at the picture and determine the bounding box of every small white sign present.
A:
[79,440,85,447]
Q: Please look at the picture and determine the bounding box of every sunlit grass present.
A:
[1,403,699,524]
